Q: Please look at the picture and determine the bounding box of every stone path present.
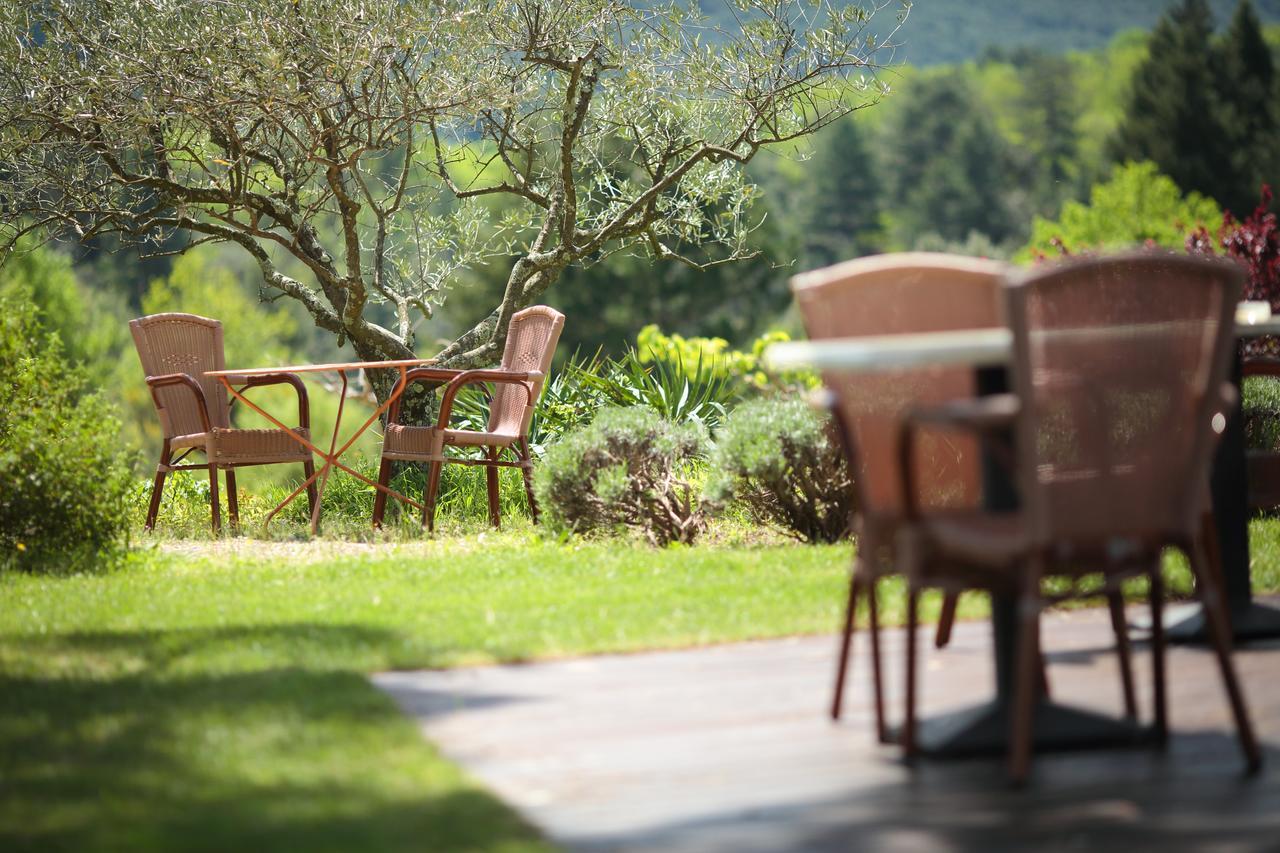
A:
[375,604,1280,852]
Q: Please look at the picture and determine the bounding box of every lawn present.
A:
[3,520,1280,852]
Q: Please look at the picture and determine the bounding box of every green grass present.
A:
[3,519,1280,852]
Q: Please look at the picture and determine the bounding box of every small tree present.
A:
[0,0,904,417]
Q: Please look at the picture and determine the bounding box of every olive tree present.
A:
[0,0,904,412]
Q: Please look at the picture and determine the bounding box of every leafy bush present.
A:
[706,397,853,544]
[0,287,132,572]
[534,407,707,546]
[637,324,819,393]
[572,349,738,432]
[1019,161,1222,261]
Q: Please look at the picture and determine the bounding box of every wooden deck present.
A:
[375,602,1280,852]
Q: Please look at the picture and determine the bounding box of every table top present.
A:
[766,316,1280,373]
[206,358,439,378]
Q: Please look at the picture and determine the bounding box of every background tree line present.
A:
[4,0,1279,462]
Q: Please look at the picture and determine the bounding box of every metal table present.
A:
[206,358,436,534]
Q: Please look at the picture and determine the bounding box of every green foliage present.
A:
[534,407,707,546]
[1243,376,1280,451]
[1112,0,1279,214]
[571,350,738,432]
[707,397,853,544]
[636,324,819,392]
[0,287,132,572]
[1020,161,1223,259]
[0,238,129,385]
[799,116,884,263]
[1218,0,1280,215]
[880,73,1018,248]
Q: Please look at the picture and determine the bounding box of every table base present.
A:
[1126,600,1280,643]
[886,700,1155,758]
[215,365,426,535]
[1160,601,1280,644]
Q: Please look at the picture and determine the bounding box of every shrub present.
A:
[637,324,819,393]
[0,287,132,572]
[572,349,738,432]
[1019,161,1222,261]
[706,397,853,544]
[534,407,707,546]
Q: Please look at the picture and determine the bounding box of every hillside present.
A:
[700,0,1280,66]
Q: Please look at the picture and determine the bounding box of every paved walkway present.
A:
[374,604,1280,852]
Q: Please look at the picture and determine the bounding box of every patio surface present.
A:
[374,600,1280,852]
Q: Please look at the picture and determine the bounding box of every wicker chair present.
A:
[371,306,565,531]
[897,253,1260,782]
[792,253,1010,738]
[130,313,316,532]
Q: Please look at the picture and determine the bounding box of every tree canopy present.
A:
[0,0,905,405]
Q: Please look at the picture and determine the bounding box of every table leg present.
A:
[306,370,349,534]
[219,369,430,533]
[889,366,1151,757]
[1164,348,1280,643]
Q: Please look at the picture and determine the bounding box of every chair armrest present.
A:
[237,372,311,430]
[146,373,212,433]
[897,394,1020,520]
[903,394,1021,431]
[437,370,543,431]
[387,367,466,423]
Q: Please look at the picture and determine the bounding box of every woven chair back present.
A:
[488,306,565,438]
[129,313,231,437]
[792,253,1007,520]
[1006,253,1243,547]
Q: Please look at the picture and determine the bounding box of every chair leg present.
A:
[1189,537,1262,774]
[304,461,319,520]
[1149,563,1168,745]
[371,458,392,528]
[207,463,221,534]
[144,443,170,531]
[519,439,540,524]
[865,578,888,742]
[1107,590,1138,720]
[903,587,920,759]
[1009,557,1045,784]
[486,448,501,529]
[422,461,442,533]
[935,591,958,648]
[831,567,861,721]
[225,469,239,530]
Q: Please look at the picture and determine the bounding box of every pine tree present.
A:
[1111,0,1231,206]
[801,117,884,266]
[1216,0,1279,216]
[883,74,1016,246]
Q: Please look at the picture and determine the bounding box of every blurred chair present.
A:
[791,252,1010,739]
[130,313,316,532]
[372,305,564,532]
[897,253,1259,781]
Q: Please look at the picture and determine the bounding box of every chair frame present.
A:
[371,368,542,531]
[897,253,1260,782]
[132,314,317,532]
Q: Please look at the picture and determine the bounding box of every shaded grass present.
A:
[3,520,1280,852]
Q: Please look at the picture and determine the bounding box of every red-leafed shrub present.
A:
[1187,186,1280,355]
